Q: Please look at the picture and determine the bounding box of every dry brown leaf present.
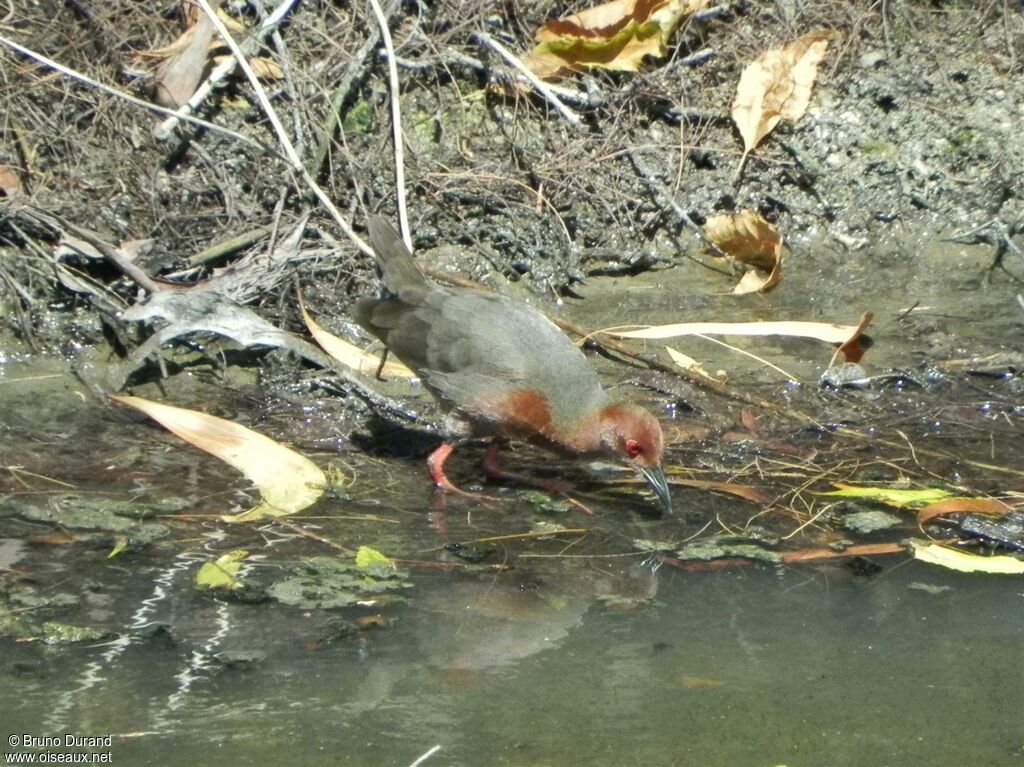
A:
[145,4,257,106]
[137,31,197,60]
[111,395,326,522]
[246,56,283,80]
[211,55,284,80]
[780,543,906,564]
[670,478,776,505]
[138,5,244,59]
[833,311,874,364]
[732,265,781,295]
[917,497,1014,526]
[704,210,783,294]
[0,165,23,200]
[525,0,709,79]
[732,30,834,176]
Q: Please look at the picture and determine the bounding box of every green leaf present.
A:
[196,550,250,590]
[355,546,393,571]
[342,100,374,133]
[819,484,952,508]
[107,537,128,559]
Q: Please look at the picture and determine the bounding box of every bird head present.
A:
[598,404,672,514]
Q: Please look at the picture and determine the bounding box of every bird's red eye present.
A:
[625,439,642,458]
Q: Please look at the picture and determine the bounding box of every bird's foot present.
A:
[430,478,502,507]
[427,443,501,504]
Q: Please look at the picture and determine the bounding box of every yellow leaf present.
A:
[111,395,325,522]
[908,540,1024,575]
[196,550,250,590]
[107,538,128,559]
[525,0,709,78]
[818,484,953,508]
[705,210,783,294]
[299,300,415,379]
[732,30,834,173]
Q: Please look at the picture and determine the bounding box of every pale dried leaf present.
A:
[55,233,104,261]
[246,56,284,80]
[137,31,196,60]
[140,7,243,59]
[831,311,874,365]
[113,290,336,389]
[535,0,638,39]
[153,12,217,108]
[733,261,781,295]
[215,7,247,35]
[665,345,722,381]
[211,54,284,80]
[607,319,864,344]
[732,30,834,166]
[300,303,415,379]
[112,395,326,522]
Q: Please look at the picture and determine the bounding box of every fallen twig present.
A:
[367,0,412,247]
[193,0,373,257]
[21,206,172,295]
[472,31,585,131]
[0,34,264,154]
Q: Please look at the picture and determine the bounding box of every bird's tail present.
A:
[367,216,428,296]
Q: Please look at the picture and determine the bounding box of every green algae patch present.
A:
[267,556,411,610]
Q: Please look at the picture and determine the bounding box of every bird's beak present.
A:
[638,463,672,515]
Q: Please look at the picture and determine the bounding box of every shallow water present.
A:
[2,228,1023,766]
[3,548,1022,767]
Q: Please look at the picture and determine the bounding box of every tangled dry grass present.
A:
[1,0,1022,563]
[0,1,1020,345]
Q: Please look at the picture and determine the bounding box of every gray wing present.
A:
[356,288,607,427]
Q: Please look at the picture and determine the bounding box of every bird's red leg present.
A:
[426,442,498,501]
[426,442,458,491]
